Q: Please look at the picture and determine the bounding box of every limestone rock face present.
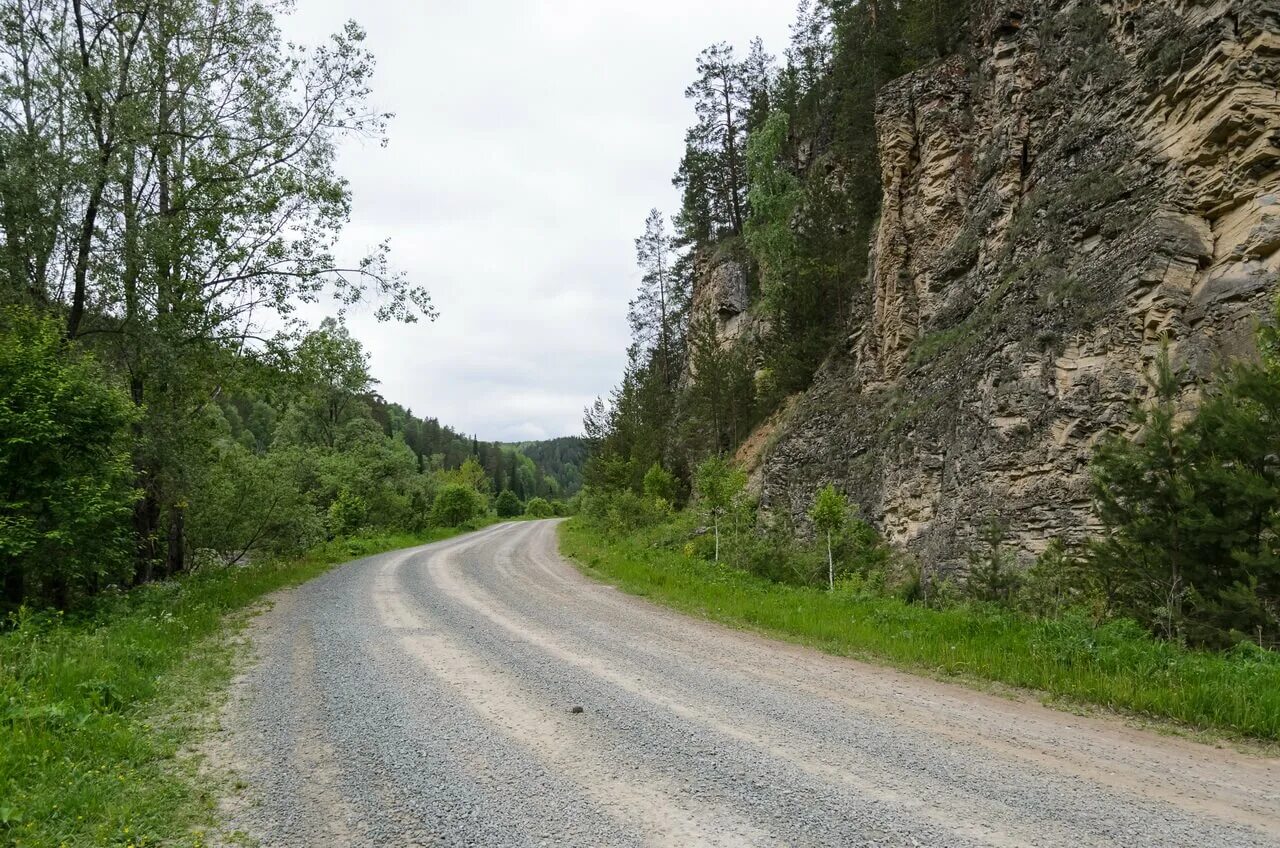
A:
[762,0,1280,567]
[693,252,751,342]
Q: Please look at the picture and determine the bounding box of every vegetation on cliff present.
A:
[586,0,978,489]
[583,0,1278,653]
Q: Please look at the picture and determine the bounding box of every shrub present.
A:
[495,489,522,518]
[1017,539,1098,619]
[432,484,486,527]
[327,488,369,537]
[642,463,678,504]
[0,309,139,609]
[525,497,554,518]
[735,529,825,586]
[836,518,893,576]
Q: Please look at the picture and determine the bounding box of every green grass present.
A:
[0,520,500,848]
[559,520,1280,742]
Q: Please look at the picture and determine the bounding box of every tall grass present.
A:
[560,520,1280,741]
[0,522,494,848]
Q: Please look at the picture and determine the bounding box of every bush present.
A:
[642,463,678,504]
[0,309,139,609]
[187,444,324,557]
[1017,540,1099,619]
[836,518,893,576]
[327,487,369,537]
[495,489,522,518]
[432,484,486,527]
[735,529,825,585]
[525,497,554,518]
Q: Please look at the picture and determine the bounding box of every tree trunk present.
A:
[50,574,69,611]
[66,174,105,338]
[133,484,159,584]
[166,502,185,575]
[827,530,834,591]
[714,517,720,563]
[2,563,23,608]
[720,83,743,235]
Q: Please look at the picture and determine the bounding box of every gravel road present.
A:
[210,519,1280,847]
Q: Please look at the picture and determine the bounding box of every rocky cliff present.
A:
[754,0,1280,567]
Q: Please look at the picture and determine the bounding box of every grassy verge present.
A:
[0,520,500,848]
[559,519,1280,742]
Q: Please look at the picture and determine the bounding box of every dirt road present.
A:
[212,520,1280,846]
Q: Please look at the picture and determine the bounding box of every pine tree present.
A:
[683,42,750,237]
[1088,345,1195,641]
[965,517,1020,605]
[683,313,756,455]
[740,37,776,135]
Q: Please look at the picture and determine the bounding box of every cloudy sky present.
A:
[282,2,794,442]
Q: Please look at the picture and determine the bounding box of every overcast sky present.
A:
[282,2,794,442]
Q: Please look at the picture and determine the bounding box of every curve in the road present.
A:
[211,519,1280,847]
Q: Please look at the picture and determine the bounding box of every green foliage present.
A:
[327,488,370,537]
[810,484,848,590]
[693,456,747,562]
[432,484,487,528]
[290,319,374,448]
[578,487,672,537]
[693,457,746,519]
[513,437,587,497]
[495,489,523,518]
[744,111,802,285]
[561,519,1280,740]
[185,443,324,560]
[0,310,138,608]
[965,518,1021,605]
[1087,330,1280,648]
[809,485,847,535]
[837,517,893,576]
[743,109,865,394]
[642,463,679,505]
[1017,540,1101,620]
[524,497,555,519]
[909,322,978,367]
[0,0,582,610]
[683,312,758,454]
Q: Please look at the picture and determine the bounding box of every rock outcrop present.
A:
[691,250,752,342]
[760,0,1280,567]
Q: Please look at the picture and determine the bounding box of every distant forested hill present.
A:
[507,437,588,497]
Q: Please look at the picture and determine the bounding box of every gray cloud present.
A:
[285,1,794,440]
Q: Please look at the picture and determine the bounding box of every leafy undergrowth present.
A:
[559,519,1280,742]
[0,520,499,848]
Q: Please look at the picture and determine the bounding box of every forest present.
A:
[0,0,581,612]
[581,0,1280,651]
